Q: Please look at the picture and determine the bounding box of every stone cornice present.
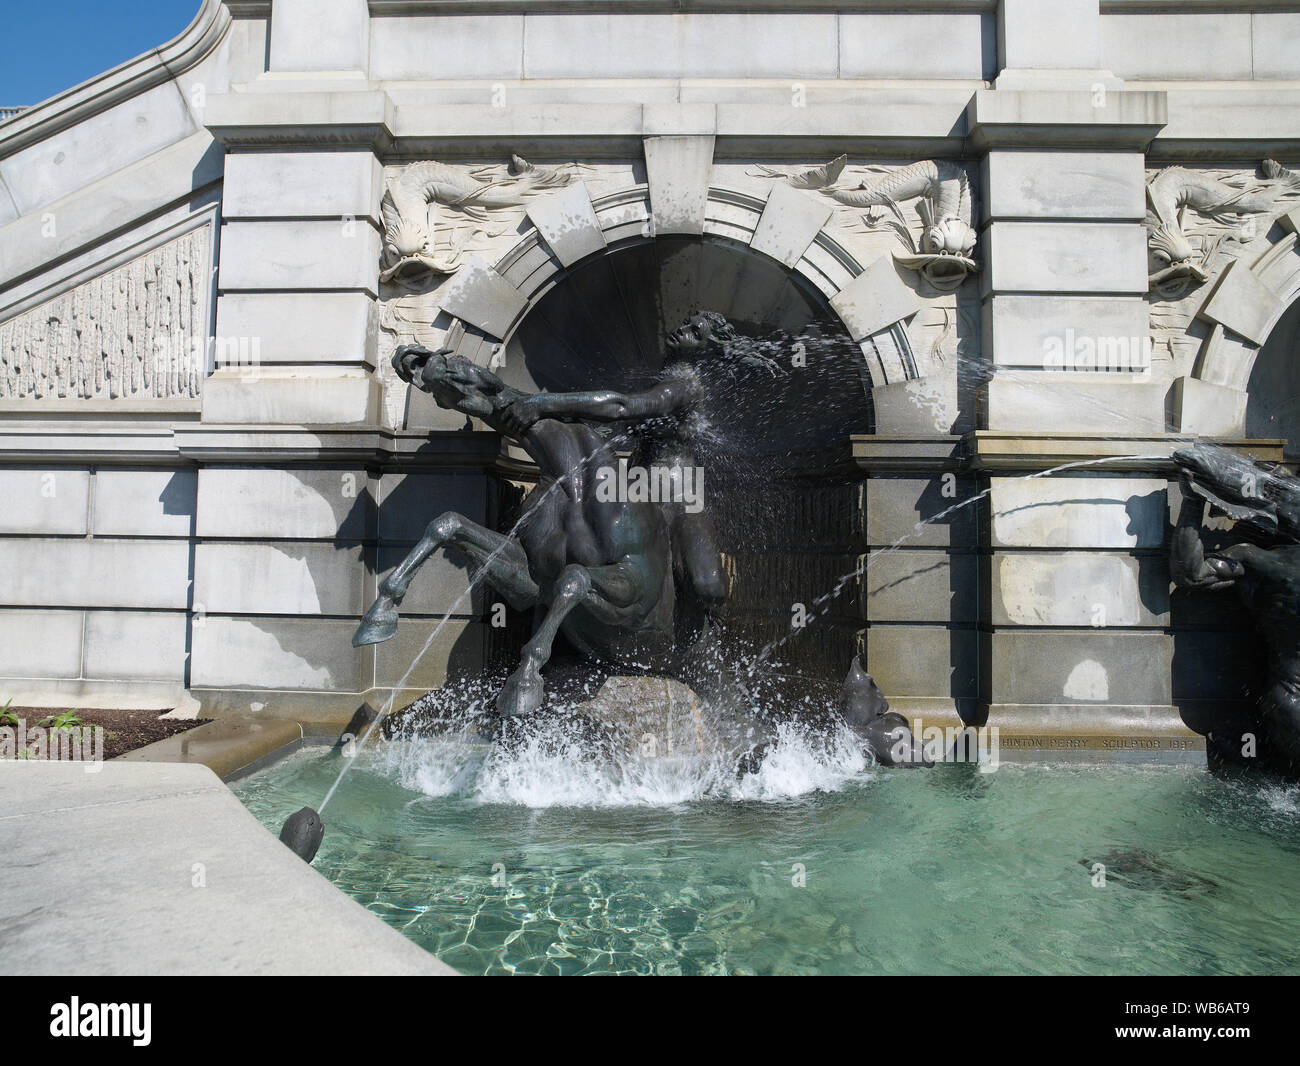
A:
[0,0,231,158]
[850,433,1290,474]
[964,89,1168,152]
[204,81,1300,162]
[851,435,967,473]
[203,90,395,150]
[0,420,197,466]
[0,420,513,468]
[231,90,973,157]
[1148,88,1300,162]
[172,424,502,465]
[200,85,976,155]
[965,432,1285,473]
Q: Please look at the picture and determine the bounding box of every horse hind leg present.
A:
[496,559,646,718]
[496,565,593,718]
[353,511,539,647]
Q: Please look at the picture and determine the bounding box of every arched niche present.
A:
[498,234,874,455]
[1246,296,1300,460]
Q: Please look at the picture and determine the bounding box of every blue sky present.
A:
[0,2,203,108]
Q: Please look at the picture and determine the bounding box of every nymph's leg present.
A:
[673,510,728,607]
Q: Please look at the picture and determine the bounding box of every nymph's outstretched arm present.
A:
[499,378,700,436]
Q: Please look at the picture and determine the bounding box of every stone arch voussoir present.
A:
[434,144,927,392]
[1174,208,1300,437]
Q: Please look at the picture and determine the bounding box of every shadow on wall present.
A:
[158,470,198,688]
[187,474,490,696]
[157,470,198,530]
[913,474,978,720]
[370,471,493,690]
[1125,489,1173,620]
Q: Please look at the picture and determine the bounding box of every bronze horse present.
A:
[354,313,743,719]
[1171,443,1300,773]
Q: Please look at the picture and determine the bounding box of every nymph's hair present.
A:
[696,311,739,354]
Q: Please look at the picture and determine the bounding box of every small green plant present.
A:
[38,710,83,732]
[0,698,18,728]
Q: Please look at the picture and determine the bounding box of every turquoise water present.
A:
[234,742,1300,976]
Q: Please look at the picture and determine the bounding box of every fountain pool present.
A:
[234,742,1300,976]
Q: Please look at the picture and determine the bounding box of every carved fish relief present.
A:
[379,156,579,281]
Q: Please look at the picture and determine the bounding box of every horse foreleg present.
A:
[353,511,539,647]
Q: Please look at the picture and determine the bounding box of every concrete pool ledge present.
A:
[118,715,310,781]
[119,709,370,781]
[0,761,456,976]
[883,699,1208,766]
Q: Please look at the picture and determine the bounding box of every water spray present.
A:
[751,454,1169,667]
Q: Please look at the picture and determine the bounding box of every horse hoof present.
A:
[496,670,544,718]
[352,599,399,646]
[735,743,770,777]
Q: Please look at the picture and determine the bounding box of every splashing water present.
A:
[372,706,871,809]
[317,328,875,815]
[364,632,877,810]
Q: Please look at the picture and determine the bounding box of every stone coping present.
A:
[0,0,229,157]
[888,697,1207,765]
[118,703,374,781]
[119,717,312,782]
[0,760,456,975]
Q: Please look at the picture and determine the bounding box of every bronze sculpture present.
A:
[1171,444,1300,773]
[354,313,748,719]
[351,310,926,773]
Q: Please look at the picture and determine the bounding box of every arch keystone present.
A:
[643,136,715,236]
